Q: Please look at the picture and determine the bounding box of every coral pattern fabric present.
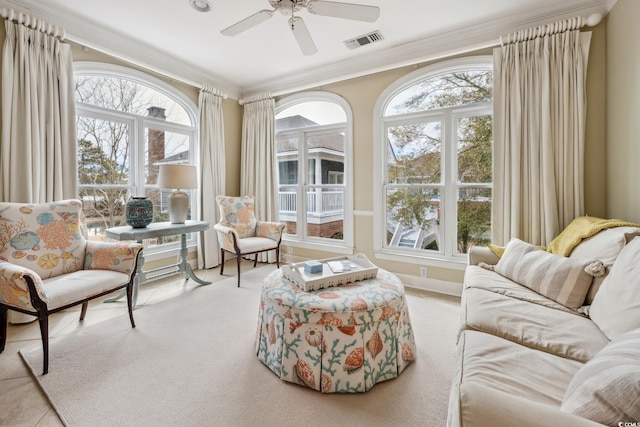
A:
[0,200,142,311]
[256,268,416,393]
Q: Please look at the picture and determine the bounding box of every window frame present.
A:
[373,56,493,269]
[275,91,354,253]
[74,62,199,258]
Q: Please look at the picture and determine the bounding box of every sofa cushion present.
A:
[461,286,609,362]
[456,330,584,406]
[465,266,577,315]
[494,238,596,309]
[589,237,640,340]
[561,329,640,425]
[569,226,640,304]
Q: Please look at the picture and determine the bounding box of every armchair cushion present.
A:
[43,270,130,310]
[236,237,279,253]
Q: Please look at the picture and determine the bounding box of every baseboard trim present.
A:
[395,273,463,297]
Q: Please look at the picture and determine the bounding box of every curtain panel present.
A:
[493,24,591,246]
[1,17,76,203]
[240,95,279,263]
[198,86,226,269]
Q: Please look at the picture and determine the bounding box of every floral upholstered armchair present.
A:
[0,199,142,374]
[214,195,285,287]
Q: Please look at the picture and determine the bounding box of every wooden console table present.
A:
[105,220,211,307]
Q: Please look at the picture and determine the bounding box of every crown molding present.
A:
[0,0,243,99]
[245,0,610,97]
[1,0,611,101]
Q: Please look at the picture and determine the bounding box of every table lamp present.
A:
[157,164,198,224]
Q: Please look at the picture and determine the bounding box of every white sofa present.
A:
[447,224,640,427]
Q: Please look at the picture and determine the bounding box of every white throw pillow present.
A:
[569,226,640,304]
[589,236,640,340]
[494,238,596,309]
[561,329,640,424]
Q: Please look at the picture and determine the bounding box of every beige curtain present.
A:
[493,19,592,246]
[1,12,77,203]
[240,93,279,263]
[198,86,226,269]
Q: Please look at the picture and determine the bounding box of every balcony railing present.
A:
[279,190,343,216]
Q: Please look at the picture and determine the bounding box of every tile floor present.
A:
[0,260,461,426]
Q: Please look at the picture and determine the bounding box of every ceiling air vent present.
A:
[344,30,383,49]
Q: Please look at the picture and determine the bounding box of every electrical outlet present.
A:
[420,267,428,278]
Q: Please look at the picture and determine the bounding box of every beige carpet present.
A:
[20,266,460,427]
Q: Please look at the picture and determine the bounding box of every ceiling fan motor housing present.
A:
[271,0,305,16]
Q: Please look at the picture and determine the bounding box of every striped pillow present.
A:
[494,238,595,309]
[561,329,640,424]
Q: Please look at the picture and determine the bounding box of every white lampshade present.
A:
[157,164,198,190]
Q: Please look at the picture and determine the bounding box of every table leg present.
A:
[180,233,211,285]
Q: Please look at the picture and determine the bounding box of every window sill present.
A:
[374,250,468,271]
[282,237,354,255]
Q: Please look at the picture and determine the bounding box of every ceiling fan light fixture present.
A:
[190,0,212,13]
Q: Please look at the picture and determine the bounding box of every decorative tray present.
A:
[281,253,378,292]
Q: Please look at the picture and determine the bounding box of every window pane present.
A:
[457,187,492,254]
[457,115,492,183]
[75,75,191,125]
[276,101,346,130]
[145,128,190,186]
[306,187,344,240]
[77,116,130,186]
[385,71,493,116]
[388,122,441,184]
[81,188,129,240]
[386,188,441,251]
[145,188,193,248]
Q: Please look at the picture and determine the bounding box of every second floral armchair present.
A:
[214,195,285,287]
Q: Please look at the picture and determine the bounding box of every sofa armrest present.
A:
[256,221,285,242]
[0,262,47,310]
[451,382,605,427]
[467,246,499,266]
[84,241,142,277]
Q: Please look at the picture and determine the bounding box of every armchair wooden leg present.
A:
[0,306,7,353]
[276,247,281,268]
[236,252,241,288]
[80,301,88,321]
[254,253,258,267]
[38,315,49,375]
[220,249,225,275]
[126,282,136,328]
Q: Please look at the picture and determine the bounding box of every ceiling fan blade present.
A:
[306,0,380,23]
[289,16,317,56]
[221,10,274,36]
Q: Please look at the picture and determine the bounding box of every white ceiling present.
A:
[1,0,612,99]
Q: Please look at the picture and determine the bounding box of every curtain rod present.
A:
[0,8,66,40]
[501,13,602,45]
[239,92,273,105]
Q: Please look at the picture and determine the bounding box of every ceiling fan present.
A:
[221,0,380,56]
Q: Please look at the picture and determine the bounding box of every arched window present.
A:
[74,63,198,251]
[374,57,493,263]
[276,92,353,251]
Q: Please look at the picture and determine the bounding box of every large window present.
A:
[375,57,492,263]
[276,93,353,250]
[74,63,198,251]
